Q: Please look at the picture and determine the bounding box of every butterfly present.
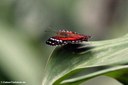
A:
[46,30,91,46]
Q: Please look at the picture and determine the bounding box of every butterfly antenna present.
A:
[45,26,57,33]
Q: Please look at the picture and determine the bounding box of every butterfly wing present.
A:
[46,30,91,46]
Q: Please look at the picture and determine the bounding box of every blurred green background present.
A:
[0,0,128,85]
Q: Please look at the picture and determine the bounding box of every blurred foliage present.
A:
[0,0,128,85]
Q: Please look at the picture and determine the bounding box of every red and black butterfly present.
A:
[46,30,91,46]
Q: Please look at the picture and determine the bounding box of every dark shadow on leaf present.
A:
[66,65,112,79]
[60,43,94,54]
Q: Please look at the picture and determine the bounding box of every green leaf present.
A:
[42,34,128,85]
